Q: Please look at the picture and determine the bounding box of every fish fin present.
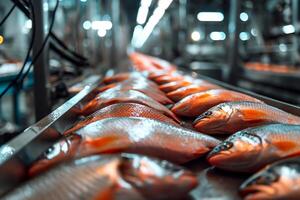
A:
[242,109,267,123]
[273,141,298,152]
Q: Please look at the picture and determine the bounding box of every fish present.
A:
[154,75,184,85]
[207,124,300,172]
[102,72,132,84]
[167,84,221,102]
[159,80,192,93]
[172,89,262,117]
[29,134,82,177]
[96,79,173,105]
[74,117,220,164]
[193,101,300,135]
[5,154,198,200]
[240,157,300,200]
[80,89,180,123]
[65,103,179,134]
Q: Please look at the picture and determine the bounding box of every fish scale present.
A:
[65,103,179,134]
[75,117,220,164]
[80,89,180,123]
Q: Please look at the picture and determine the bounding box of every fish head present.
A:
[193,104,233,134]
[239,162,300,200]
[120,154,198,199]
[207,130,263,172]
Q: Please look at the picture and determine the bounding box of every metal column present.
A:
[292,0,299,65]
[32,0,51,121]
[226,0,241,84]
[110,0,120,69]
[178,0,187,56]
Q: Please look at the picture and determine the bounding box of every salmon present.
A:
[102,72,132,84]
[167,84,221,102]
[66,103,179,134]
[80,89,180,123]
[159,80,192,93]
[172,89,262,117]
[207,124,300,172]
[75,117,220,164]
[240,157,300,200]
[193,101,300,135]
[6,154,198,200]
[97,79,173,105]
[154,75,184,85]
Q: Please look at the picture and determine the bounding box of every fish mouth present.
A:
[207,152,231,167]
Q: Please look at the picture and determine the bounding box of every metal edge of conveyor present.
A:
[186,70,300,116]
[0,74,101,196]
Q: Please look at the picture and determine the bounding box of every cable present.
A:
[18,0,59,86]
[0,1,35,98]
[0,4,16,26]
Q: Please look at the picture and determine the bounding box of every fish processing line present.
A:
[0,64,299,199]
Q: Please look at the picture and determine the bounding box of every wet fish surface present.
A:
[240,157,300,200]
[159,80,192,93]
[193,101,300,135]
[207,124,300,172]
[74,117,220,164]
[5,154,198,200]
[66,103,179,134]
[80,89,179,122]
[172,89,262,117]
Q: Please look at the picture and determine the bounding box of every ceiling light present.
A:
[191,31,201,41]
[197,12,224,22]
[210,32,226,40]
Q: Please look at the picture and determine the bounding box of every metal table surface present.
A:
[0,72,299,199]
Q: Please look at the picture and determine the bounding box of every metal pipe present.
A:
[110,0,120,70]
[32,0,51,121]
[226,0,241,84]
[292,0,299,65]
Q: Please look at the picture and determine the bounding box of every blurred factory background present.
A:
[0,0,299,135]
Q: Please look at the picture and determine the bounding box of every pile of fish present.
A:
[4,53,300,199]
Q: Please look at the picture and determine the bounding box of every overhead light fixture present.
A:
[80,0,87,2]
[131,25,143,46]
[25,20,32,29]
[83,20,92,30]
[135,0,173,48]
[210,32,226,41]
[91,21,112,30]
[191,31,201,41]
[240,12,249,22]
[239,32,250,41]
[197,12,224,22]
[282,24,295,34]
[250,28,257,36]
[136,0,152,25]
[97,29,106,37]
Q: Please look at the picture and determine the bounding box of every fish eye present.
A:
[195,111,213,121]
[212,141,233,154]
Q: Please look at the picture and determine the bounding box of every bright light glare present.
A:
[251,28,258,36]
[282,25,295,34]
[239,32,250,41]
[141,0,152,7]
[25,20,32,29]
[197,12,224,22]
[91,21,112,30]
[191,31,201,41]
[97,29,106,37]
[210,32,226,40]
[240,12,249,21]
[80,0,87,2]
[83,20,91,30]
[131,25,143,46]
[158,0,173,9]
[279,43,287,52]
[137,6,149,24]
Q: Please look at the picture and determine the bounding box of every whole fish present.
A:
[102,72,144,84]
[66,103,179,134]
[80,89,180,123]
[159,80,192,93]
[75,117,220,164]
[5,154,198,200]
[167,84,221,102]
[207,124,300,172]
[193,101,300,135]
[240,157,300,200]
[96,79,173,105]
[154,75,184,85]
[172,89,262,117]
